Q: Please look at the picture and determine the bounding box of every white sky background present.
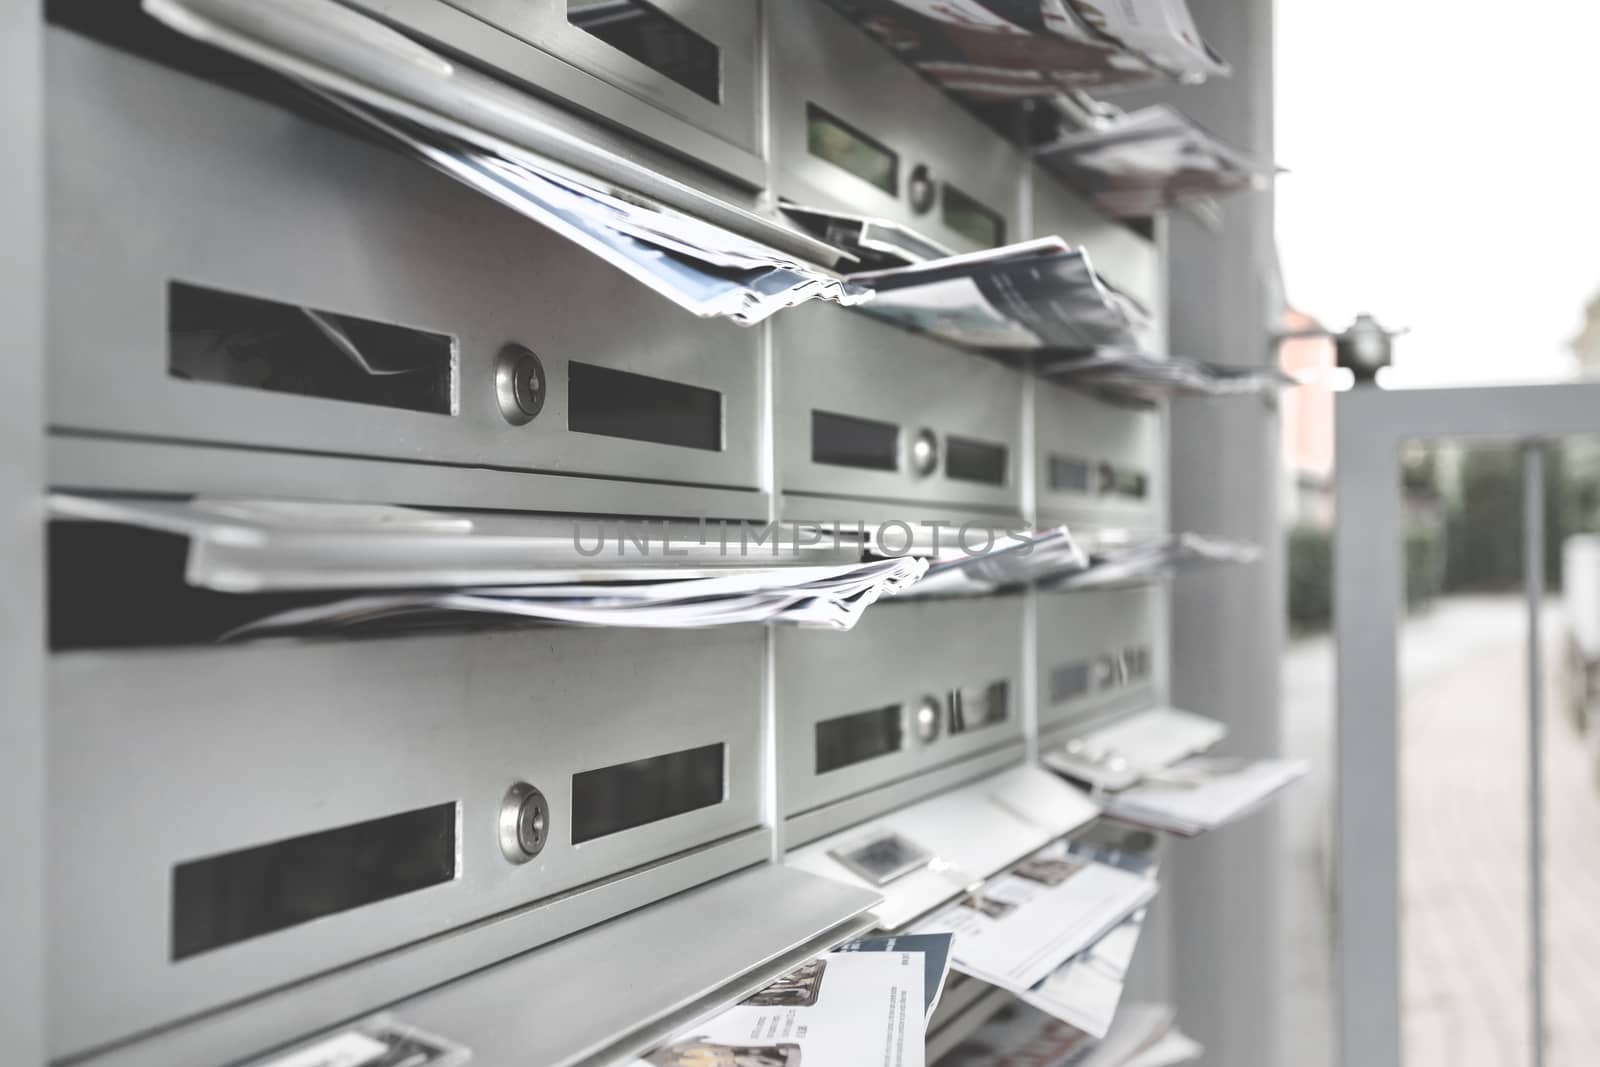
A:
[1274,1,1600,385]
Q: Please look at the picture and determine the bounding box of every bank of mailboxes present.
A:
[42,1,1169,1064]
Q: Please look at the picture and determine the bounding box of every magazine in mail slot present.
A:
[1102,757,1309,835]
[632,943,939,1067]
[913,836,1155,995]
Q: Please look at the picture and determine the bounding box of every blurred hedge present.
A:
[1288,521,1443,633]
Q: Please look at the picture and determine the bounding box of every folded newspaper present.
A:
[939,1000,1195,1067]
[901,525,1090,598]
[1037,349,1296,403]
[629,936,952,1067]
[1020,823,1160,1038]
[825,0,1227,100]
[143,0,867,327]
[849,239,1152,353]
[335,102,869,326]
[1042,707,1227,792]
[1044,533,1259,592]
[913,838,1156,994]
[1101,757,1308,836]
[1037,104,1276,218]
[49,495,926,635]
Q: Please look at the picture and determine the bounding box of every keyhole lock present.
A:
[908,163,936,215]
[499,782,550,864]
[914,695,943,744]
[495,344,546,425]
[910,429,939,477]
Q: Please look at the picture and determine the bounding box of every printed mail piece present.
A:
[639,951,926,1067]
[915,843,1155,993]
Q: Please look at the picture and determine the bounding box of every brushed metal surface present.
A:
[49,627,766,1056]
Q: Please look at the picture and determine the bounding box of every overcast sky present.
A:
[1274,2,1600,385]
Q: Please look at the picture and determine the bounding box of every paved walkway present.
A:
[1280,595,1600,1067]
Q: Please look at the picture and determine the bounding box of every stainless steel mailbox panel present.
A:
[47,33,761,492]
[1035,586,1163,737]
[1036,377,1165,534]
[48,627,764,1056]
[776,596,1025,822]
[776,303,1026,512]
[767,0,1023,255]
[1031,164,1162,315]
[408,0,761,161]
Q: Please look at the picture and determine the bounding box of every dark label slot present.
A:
[1106,464,1149,500]
[806,103,898,195]
[567,0,721,103]
[571,743,725,844]
[816,704,904,774]
[1124,644,1152,681]
[941,182,1005,248]
[1049,660,1092,705]
[171,803,457,960]
[1049,454,1093,493]
[168,282,454,415]
[948,680,1009,734]
[568,361,723,451]
[812,410,900,471]
[945,435,1008,486]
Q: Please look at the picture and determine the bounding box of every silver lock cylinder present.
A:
[498,781,550,863]
[913,695,942,744]
[910,429,938,477]
[495,344,546,425]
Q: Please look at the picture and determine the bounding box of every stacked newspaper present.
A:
[1100,757,1308,836]
[1019,823,1159,1038]
[628,933,954,1067]
[1037,349,1296,403]
[49,495,926,636]
[940,1000,1199,1067]
[826,0,1228,100]
[1037,104,1276,218]
[913,836,1156,998]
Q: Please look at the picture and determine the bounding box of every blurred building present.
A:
[1280,307,1335,525]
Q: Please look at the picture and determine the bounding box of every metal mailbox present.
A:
[776,596,1028,835]
[1035,376,1167,535]
[774,302,1028,517]
[48,32,763,500]
[48,627,768,1060]
[1035,585,1166,742]
[767,0,1023,255]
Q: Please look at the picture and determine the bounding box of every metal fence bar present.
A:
[1522,440,1547,1067]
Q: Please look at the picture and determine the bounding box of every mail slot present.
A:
[767,0,1022,254]
[335,0,764,184]
[48,627,766,1059]
[47,31,761,495]
[1031,164,1163,316]
[1036,376,1167,535]
[776,596,1027,842]
[1035,586,1166,741]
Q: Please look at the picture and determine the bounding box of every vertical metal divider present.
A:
[755,0,783,864]
[1018,141,1040,766]
[1522,440,1548,1067]
[0,2,45,1064]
